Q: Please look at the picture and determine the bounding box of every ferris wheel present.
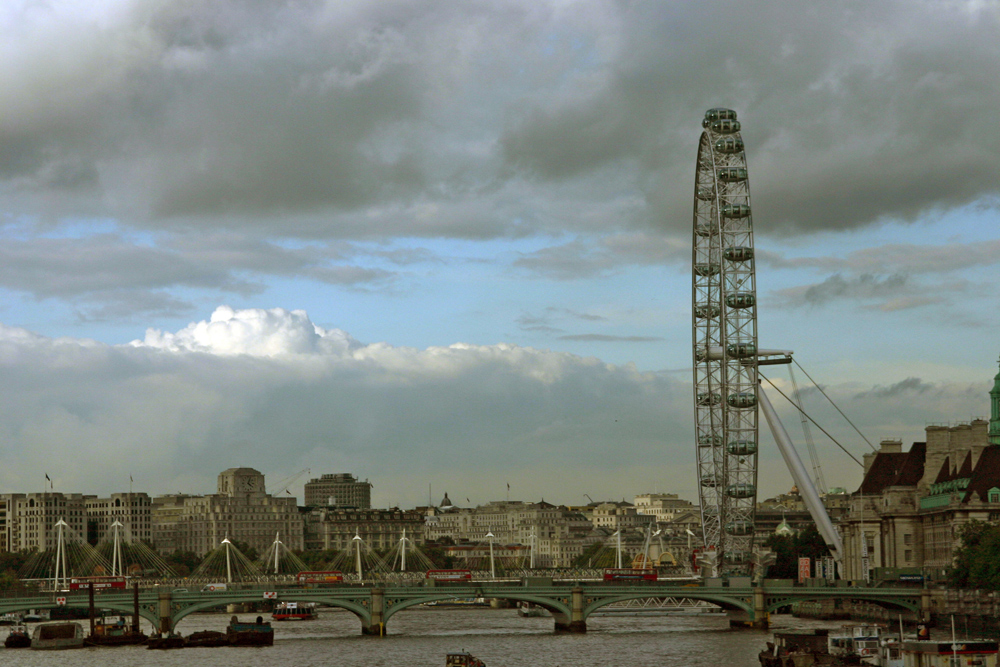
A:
[691,108,759,573]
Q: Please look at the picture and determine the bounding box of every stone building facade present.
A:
[303,473,372,508]
[304,507,425,551]
[425,500,593,568]
[2,492,88,552]
[84,493,152,544]
[838,362,1000,581]
[150,468,304,556]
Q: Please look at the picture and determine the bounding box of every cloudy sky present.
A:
[1,0,998,509]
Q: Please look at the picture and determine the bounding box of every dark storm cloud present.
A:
[2,0,996,243]
[854,377,937,399]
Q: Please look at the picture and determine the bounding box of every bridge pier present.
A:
[362,588,385,636]
[726,588,769,629]
[157,590,173,634]
[553,587,586,633]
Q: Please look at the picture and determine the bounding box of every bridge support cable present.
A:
[759,372,864,468]
[758,381,843,569]
[788,364,827,494]
[792,357,876,452]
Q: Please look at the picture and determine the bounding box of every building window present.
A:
[989,488,1000,504]
[904,550,912,563]
[903,534,912,546]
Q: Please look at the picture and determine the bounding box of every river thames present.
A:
[2,608,852,667]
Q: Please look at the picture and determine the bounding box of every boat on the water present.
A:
[4,624,31,649]
[899,640,998,667]
[0,613,23,626]
[30,622,85,650]
[146,633,185,650]
[446,653,486,667]
[85,616,148,647]
[227,615,274,646]
[272,601,317,621]
[185,630,228,647]
[516,602,546,618]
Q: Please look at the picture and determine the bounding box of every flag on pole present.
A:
[45,473,52,489]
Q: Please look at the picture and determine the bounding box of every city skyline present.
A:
[1,2,998,507]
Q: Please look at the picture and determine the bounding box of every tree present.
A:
[165,550,202,577]
[950,521,1000,590]
[764,526,831,579]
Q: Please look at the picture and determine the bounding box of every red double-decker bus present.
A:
[68,576,127,591]
[602,568,658,582]
[296,571,344,585]
[425,569,472,582]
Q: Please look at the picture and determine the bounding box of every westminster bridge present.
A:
[0,578,929,635]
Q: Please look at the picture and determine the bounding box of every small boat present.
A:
[227,615,274,646]
[0,613,23,626]
[185,630,228,647]
[85,616,148,647]
[146,633,185,650]
[516,602,546,618]
[30,622,85,650]
[446,653,486,667]
[4,625,31,649]
[900,639,998,666]
[271,601,317,621]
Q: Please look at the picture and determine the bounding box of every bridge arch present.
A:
[382,592,570,624]
[171,592,372,627]
[582,592,744,619]
[763,593,920,615]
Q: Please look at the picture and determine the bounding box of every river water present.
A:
[4,609,851,667]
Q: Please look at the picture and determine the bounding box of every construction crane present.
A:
[270,468,311,499]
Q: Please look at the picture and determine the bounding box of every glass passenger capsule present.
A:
[721,204,751,218]
[698,434,723,447]
[726,292,755,309]
[725,521,753,536]
[694,263,720,277]
[728,392,757,408]
[717,167,748,182]
[704,108,737,122]
[724,246,754,262]
[725,483,756,499]
[697,392,722,406]
[711,119,741,134]
[696,187,715,201]
[694,304,720,319]
[726,342,757,359]
[695,223,717,237]
[714,137,744,154]
[727,440,757,456]
[701,475,720,488]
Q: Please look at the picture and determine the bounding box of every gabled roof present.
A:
[961,445,1000,504]
[857,443,926,495]
[933,456,953,484]
[957,451,974,479]
[894,442,926,486]
[858,452,908,495]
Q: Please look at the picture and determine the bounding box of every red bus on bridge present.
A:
[296,571,344,585]
[425,569,472,582]
[603,568,658,583]
[68,576,127,591]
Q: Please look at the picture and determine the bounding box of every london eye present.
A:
[692,108,759,573]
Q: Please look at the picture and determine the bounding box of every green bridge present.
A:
[0,581,929,635]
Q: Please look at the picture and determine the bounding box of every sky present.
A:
[1,0,999,509]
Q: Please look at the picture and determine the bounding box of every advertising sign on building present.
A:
[798,557,811,583]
